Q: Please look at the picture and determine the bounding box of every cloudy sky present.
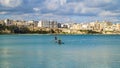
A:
[0,0,120,23]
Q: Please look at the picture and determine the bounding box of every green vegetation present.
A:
[0,24,5,31]
[80,30,101,34]
[0,24,53,34]
[0,23,119,35]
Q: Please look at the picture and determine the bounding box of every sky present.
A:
[0,0,120,23]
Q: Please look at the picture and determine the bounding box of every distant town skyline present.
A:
[0,0,120,23]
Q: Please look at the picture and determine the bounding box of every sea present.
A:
[0,34,120,68]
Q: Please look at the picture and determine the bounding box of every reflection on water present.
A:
[0,48,10,68]
[0,35,120,68]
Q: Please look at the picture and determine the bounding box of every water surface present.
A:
[0,34,120,68]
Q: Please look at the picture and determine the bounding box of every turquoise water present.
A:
[0,34,120,68]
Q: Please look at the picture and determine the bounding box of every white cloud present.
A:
[81,8,101,14]
[44,0,59,10]
[44,0,67,10]
[84,0,115,7]
[73,2,84,13]
[99,11,120,16]
[59,0,66,5]
[0,0,22,8]
[104,0,112,3]
[0,0,120,18]
[62,2,102,15]
[33,8,41,12]
[0,11,8,14]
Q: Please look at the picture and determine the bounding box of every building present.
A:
[89,22,101,31]
[116,23,120,31]
[80,23,89,30]
[60,23,71,28]
[57,23,61,28]
[112,23,120,31]
[4,19,14,26]
[27,20,33,26]
[70,23,81,30]
[27,20,38,27]
[33,21,39,27]
[38,20,58,28]
[38,21,42,27]
[38,20,50,28]
[100,21,113,31]
[14,20,27,26]
[49,20,58,28]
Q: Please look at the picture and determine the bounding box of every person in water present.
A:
[55,36,58,43]
[55,36,57,40]
[58,39,62,44]
[54,37,64,44]
[58,39,64,45]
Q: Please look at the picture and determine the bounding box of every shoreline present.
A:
[0,33,120,35]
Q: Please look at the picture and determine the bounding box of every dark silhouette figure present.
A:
[58,39,62,45]
[55,36,57,40]
[54,36,64,45]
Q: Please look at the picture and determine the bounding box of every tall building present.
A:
[38,20,50,28]
[57,23,61,28]
[49,20,58,28]
[38,20,58,28]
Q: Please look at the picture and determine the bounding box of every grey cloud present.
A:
[0,0,120,17]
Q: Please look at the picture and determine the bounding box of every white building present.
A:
[61,23,71,28]
[80,23,89,30]
[27,20,38,27]
[37,20,58,28]
[4,19,13,26]
[38,21,42,27]
[100,21,113,31]
[116,23,120,31]
[89,22,101,30]
[111,23,120,31]
[70,23,81,30]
